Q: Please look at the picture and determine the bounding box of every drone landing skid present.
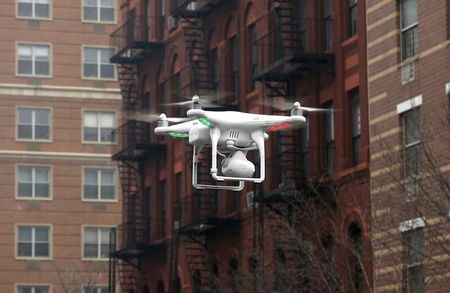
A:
[192,145,244,191]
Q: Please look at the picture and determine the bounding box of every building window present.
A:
[325,104,334,173]
[229,36,239,101]
[348,0,357,36]
[159,180,167,237]
[350,89,361,166]
[404,227,425,293]
[17,285,51,293]
[248,24,258,90]
[83,111,116,143]
[17,225,51,259]
[17,0,50,19]
[17,166,50,199]
[403,109,421,177]
[348,223,364,293]
[17,43,50,76]
[400,0,418,60]
[83,47,115,79]
[83,0,114,22]
[83,168,115,200]
[301,120,309,173]
[83,285,109,293]
[210,48,219,100]
[17,108,51,141]
[83,227,115,260]
[323,0,332,50]
[298,0,307,49]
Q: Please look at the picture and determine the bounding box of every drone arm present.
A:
[210,127,220,177]
[251,130,265,183]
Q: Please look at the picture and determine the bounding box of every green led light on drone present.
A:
[198,117,212,127]
[168,132,189,138]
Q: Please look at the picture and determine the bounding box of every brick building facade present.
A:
[367,0,450,292]
[0,1,121,292]
[111,0,371,292]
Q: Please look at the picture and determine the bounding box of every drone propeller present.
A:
[258,98,336,113]
[125,111,191,123]
[160,95,222,109]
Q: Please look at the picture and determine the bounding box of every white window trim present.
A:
[15,164,53,201]
[16,42,53,78]
[81,225,116,261]
[81,0,117,24]
[81,284,110,293]
[15,224,53,260]
[396,95,422,114]
[15,283,53,293]
[399,0,418,61]
[399,217,426,232]
[81,166,118,202]
[16,106,53,142]
[445,82,450,95]
[81,45,117,81]
[16,0,53,20]
[81,109,118,145]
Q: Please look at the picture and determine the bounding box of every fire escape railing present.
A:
[171,0,223,17]
[110,15,164,64]
[117,217,166,252]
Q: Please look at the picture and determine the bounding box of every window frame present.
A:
[15,164,52,200]
[82,226,116,261]
[81,46,117,80]
[248,23,258,91]
[400,0,418,61]
[16,106,52,142]
[16,0,52,20]
[16,42,52,78]
[350,89,361,166]
[402,108,421,177]
[82,166,117,202]
[348,0,358,37]
[323,0,333,51]
[15,224,52,260]
[403,227,425,293]
[81,110,117,144]
[15,284,52,293]
[325,103,335,173]
[81,0,117,24]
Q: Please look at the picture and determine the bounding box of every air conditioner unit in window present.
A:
[246,191,255,208]
[401,62,415,85]
[167,15,178,31]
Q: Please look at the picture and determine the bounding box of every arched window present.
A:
[348,222,364,293]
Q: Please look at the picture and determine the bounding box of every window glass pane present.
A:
[34,46,49,58]
[18,109,33,124]
[101,228,111,243]
[100,7,114,21]
[35,125,50,139]
[101,0,114,8]
[85,169,98,184]
[35,183,49,197]
[84,112,98,127]
[100,113,114,127]
[18,45,32,57]
[35,227,49,241]
[35,109,49,125]
[101,170,114,184]
[100,128,114,142]
[84,7,98,21]
[101,186,114,199]
[35,61,49,75]
[100,243,110,258]
[35,3,49,18]
[35,286,50,293]
[405,144,420,176]
[35,167,49,182]
[18,243,32,256]
[35,243,49,257]
[84,48,98,63]
[19,167,32,182]
[18,226,32,241]
[85,229,98,244]
[401,0,417,28]
[84,64,98,78]
[18,125,32,139]
[84,244,98,257]
[17,286,33,293]
[85,0,98,6]
[18,60,33,74]
[100,64,114,78]
[84,185,98,198]
[18,3,32,17]
[405,110,420,145]
[18,183,32,196]
[84,127,99,141]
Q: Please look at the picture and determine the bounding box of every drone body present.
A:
[153,96,308,191]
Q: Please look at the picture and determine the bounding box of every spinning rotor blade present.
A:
[125,112,191,123]
[160,98,222,108]
[258,98,336,112]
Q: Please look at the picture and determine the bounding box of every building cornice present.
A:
[0,83,121,100]
[0,150,113,161]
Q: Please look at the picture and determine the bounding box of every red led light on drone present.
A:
[267,122,291,132]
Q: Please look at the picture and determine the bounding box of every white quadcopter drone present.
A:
[149,95,320,191]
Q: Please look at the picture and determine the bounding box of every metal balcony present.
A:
[175,192,240,235]
[171,0,224,18]
[111,120,165,161]
[114,217,166,259]
[110,16,164,64]
[254,23,334,81]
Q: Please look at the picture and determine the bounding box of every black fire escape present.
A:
[254,0,334,199]
[109,14,166,293]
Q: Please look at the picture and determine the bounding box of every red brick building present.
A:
[0,0,121,292]
[367,0,450,292]
[111,0,371,292]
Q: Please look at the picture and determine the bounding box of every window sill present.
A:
[82,199,118,203]
[16,139,52,143]
[16,16,52,21]
[341,35,358,49]
[15,197,52,201]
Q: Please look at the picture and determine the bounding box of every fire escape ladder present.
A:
[117,64,141,111]
[180,16,213,93]
[273,0,300,54]
[168,204,181,293]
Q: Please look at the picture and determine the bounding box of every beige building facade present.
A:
[0,1,122,292]
[367,0,450,292]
